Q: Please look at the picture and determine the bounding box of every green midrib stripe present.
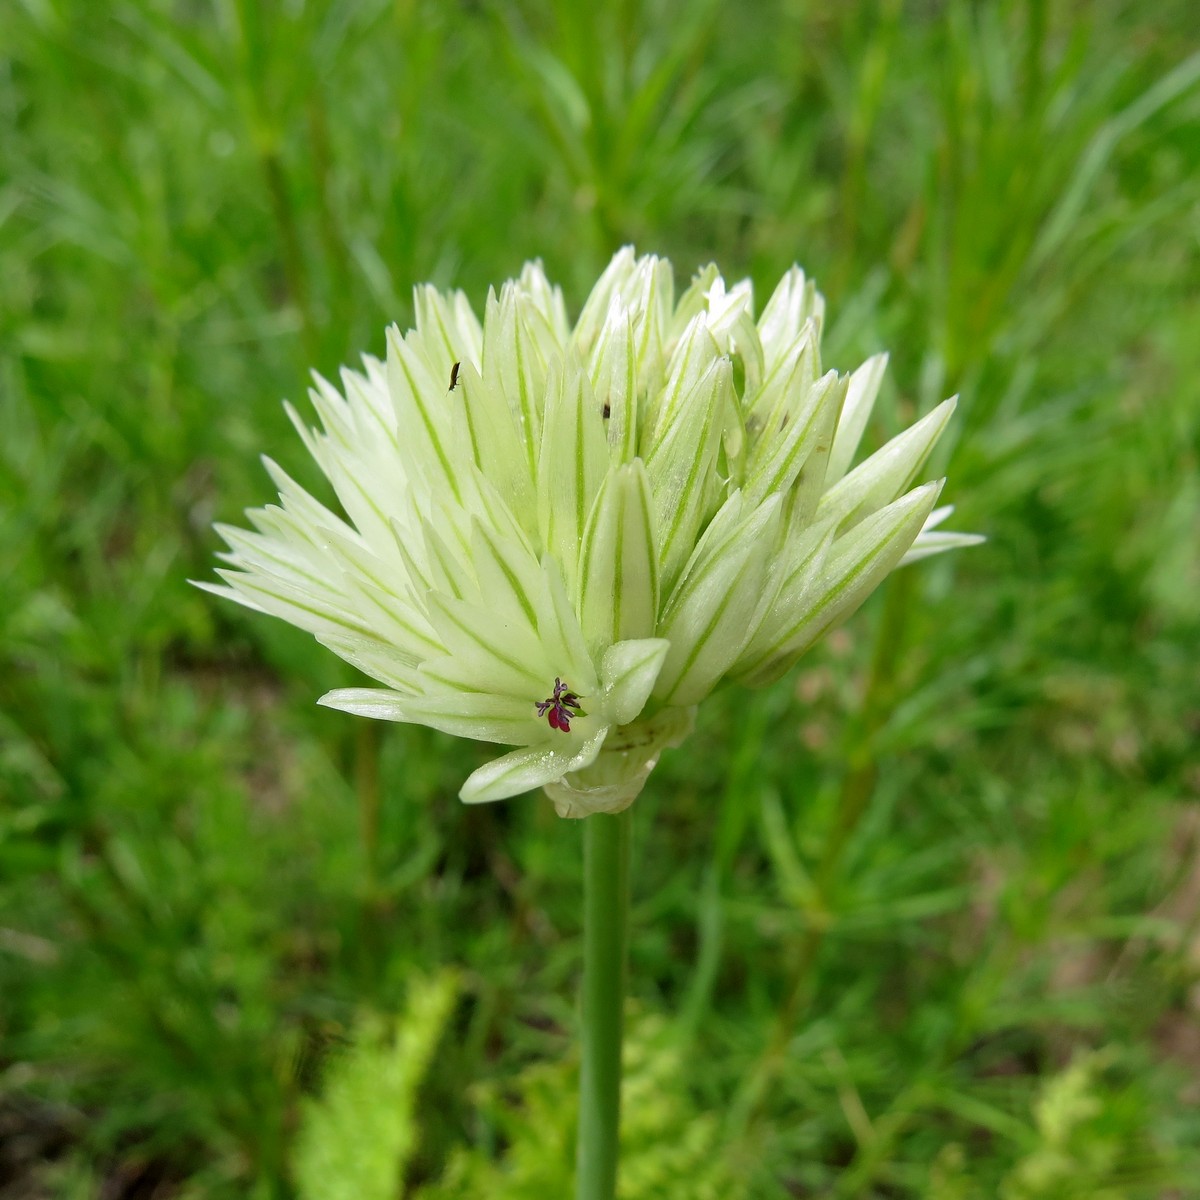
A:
[479,526,538,628]
[515,319,537,472]
[236,577,375,637]
[436,596,542,686]
[395,344,462,507]
[654,395,716,579]
[610,483,626,644]
[575,379,587,551]
[742,520,904,672]
[662,569,742,704]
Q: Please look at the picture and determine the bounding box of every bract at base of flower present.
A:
[543,706,696,819]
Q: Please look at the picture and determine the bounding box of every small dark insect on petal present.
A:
[449,361,461,391]
[602,403,611,419]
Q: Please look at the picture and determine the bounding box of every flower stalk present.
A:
[577,809,631,1200]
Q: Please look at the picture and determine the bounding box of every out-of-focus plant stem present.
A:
[730,569,916,1135]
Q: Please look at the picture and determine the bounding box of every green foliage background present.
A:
[2,0,1199,1196]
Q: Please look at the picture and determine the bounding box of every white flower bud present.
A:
[198,250,978,816]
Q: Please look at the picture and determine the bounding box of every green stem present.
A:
[577,808,631,1200]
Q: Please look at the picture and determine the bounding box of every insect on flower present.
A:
[448,360,461,391]
[536,678,584,733]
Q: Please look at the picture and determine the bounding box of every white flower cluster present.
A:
[201,250,979,816]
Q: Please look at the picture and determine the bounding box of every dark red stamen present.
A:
[536,676,584,733]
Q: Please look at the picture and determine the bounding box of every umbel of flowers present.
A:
[201,249,978,817]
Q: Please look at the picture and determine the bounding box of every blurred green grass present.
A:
[2,0,1199,1196]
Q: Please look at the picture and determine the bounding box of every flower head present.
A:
[200,249,980,817]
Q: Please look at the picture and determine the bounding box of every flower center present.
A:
[535,677,584,733]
